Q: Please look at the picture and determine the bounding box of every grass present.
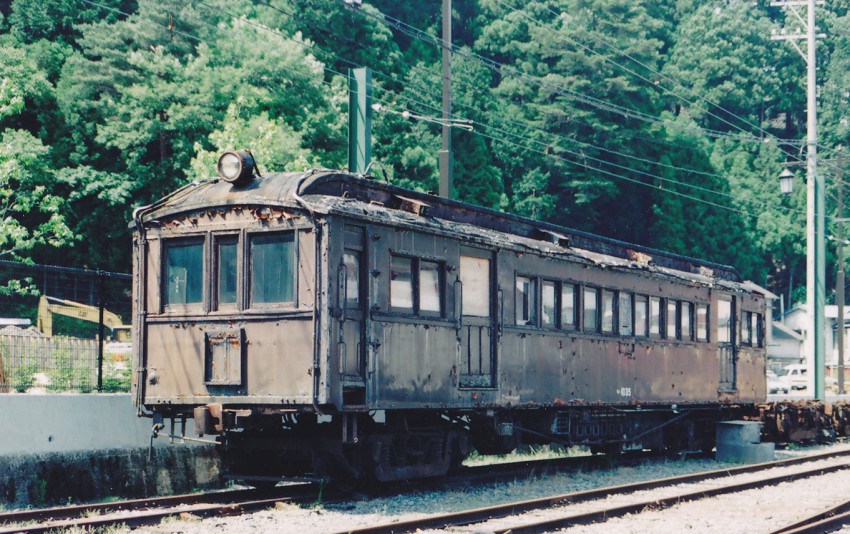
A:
[463,444,590,467]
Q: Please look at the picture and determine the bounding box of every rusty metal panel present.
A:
[204,329,243,385]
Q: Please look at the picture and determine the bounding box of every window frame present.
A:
[248,230,298,309]
[213,234,240,311]
[583,286,600,332]
[515,274,538,327]
[541,279,559,329]
[390,253,446,317]
[162,236,206,312]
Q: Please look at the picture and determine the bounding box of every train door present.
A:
[457,249,496,388]
[339,226,367,391]
[717,296,736,391]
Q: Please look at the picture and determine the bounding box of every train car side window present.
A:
[390,256,414,311]
[214,236,238,310]
[601,289,615,333]
[742,311,753,346]
[696,304,709,342]
[419,260,443,315]
[634,295,648,336]
[583,287,599,332]
[541,280,558,328]
[649,296,662,337]
[250,233,295,305]
[561,284,576,329]
[163,238,204,308]
[460,255,490,317]
[755,314,763,347]
[619,292,633,336]
[667,300,679,339]
[681,302,693,341]
[516,275,537,326]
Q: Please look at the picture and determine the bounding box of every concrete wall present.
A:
[0,393,193,455]
[0,394,220,507]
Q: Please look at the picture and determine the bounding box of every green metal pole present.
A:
[348,68,372,175]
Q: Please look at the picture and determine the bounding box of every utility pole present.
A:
[837,157,845,395]
[439,0,453,199]
[348,67,372,175]
[772,0,825,400]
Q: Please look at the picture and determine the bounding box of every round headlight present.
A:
[217,150,256,186]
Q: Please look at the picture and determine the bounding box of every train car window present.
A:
[542,281,558,328]
[755,314,764,348]
[649,296,662,337]
[343,252,360,307]
[667,300,679,339]
[460,255,490,317]
[619,292,633,336]
[561,284,576,328]
[516,275,537,326]
[696,304,709,342]
[163,238,204,307]
[390,256,414,311]
[681,302,693,341]
[250,233,295,305]
[583,287,599,332]
[601,290,615,333]
[634,295,648,336]
[215,237,238,309]
[419,260,443,315]
[717,299,732,343]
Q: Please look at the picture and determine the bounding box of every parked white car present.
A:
[767,370,789,395]
[778,364,837,391]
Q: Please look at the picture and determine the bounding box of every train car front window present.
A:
[216,238,238,308]
[164,239,204,307]
[250,233,295,305]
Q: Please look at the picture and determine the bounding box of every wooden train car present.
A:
[131,152,769,483]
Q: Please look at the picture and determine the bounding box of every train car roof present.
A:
[134,168,753,288]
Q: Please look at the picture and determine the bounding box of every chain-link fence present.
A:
[0,260,132,393]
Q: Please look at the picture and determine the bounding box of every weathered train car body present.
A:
[132,167,768,482]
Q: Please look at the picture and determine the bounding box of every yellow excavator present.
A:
[36,295,131,343]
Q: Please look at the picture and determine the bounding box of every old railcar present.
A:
[132,152,769,484]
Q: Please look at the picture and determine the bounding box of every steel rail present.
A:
[0,484,317,534]
[338,447,850,534]
[772,497,850,534]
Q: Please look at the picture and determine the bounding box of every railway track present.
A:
[0,450,697,533]
[337,447,850,534]
[772,497,850,534]
[0,484,322,534]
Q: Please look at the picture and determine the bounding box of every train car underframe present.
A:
[179,404,746,485]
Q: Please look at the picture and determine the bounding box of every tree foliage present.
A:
[0,0,845,307]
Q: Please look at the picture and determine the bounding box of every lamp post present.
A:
[773,0,825,401]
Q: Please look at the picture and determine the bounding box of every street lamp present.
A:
[779,168,795,196]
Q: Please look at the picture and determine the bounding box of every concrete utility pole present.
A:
[771,0,825,400]
[837,157,845,395]
[348,67,372,175]
[439,0,453,199]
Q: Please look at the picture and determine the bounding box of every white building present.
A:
[774,305,848,379]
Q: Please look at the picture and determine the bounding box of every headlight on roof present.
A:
[217,150,256,187]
